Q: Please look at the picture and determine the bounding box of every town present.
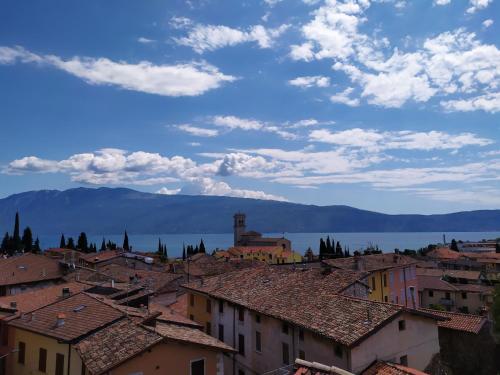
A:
[0,212,498,375]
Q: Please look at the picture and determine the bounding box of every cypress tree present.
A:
[1,232,9,252]
[163,244,168,260]
[158,238,162,255]
[77,232,88,252]
[335,241,342,256]
[100,238,106,252]
[194,245,199,254]
[319,238,326,260]
[123,231,130,251]
[182,246,186,261]
[326,236,332,254]
[67,237,75,250]
[199,239,206,254]
[60,234,66,249]
[22,227,33,252]
[13,212,21,251]
[33,237,41,253]
[450,239,458,252]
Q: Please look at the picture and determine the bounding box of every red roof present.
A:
[419,308,486,334]
[361,361,428,375]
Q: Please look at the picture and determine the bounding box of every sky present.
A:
[0,0,499,214]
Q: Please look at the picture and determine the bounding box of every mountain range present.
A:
[0,187,499,235]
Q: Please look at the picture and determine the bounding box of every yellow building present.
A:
[216,246,303,265]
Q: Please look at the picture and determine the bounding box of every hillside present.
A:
[0,187,499,234]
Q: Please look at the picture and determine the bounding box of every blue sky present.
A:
[0,0,499,214]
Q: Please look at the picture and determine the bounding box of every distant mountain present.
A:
[0,187,499,235]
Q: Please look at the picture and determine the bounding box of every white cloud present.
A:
[288,75,331,88]
[176,124,219,137]
[482,19,494,28]
[264,0,283,6]
[466,0,493,13]
[441,92,500,113]
[179,177,287,201]
[434,0,451,5]
[212,115,297,140]
[156,187,181,195]
[137,37,155,44]
[330,87,360,106]
[0,46,236,97]
[308,128,493,151]
[290,42,315,61]
[175,23,289,53]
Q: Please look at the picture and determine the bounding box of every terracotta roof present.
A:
[418,275,493,294]
[149,302,202,328]
[294,359,354,375]
[419,308,486,334]
[8,292,124,342]
[152,322,235,352]
[361,361,428,375]
[183,254,265,277]
[0,254,63,286]
[416,268,481,280]
[78,263,182,293]
[80,250,123,264]
[324,254,416,272]
[229,246,284,254]
[0,282,89,314]
[426,248,461,260]
[183,267,435,347]
[76,318,162,375]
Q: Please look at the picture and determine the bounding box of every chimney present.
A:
[42,268,46,277]
[111,279,115,288]
[56,313,66,327]
[10,301,17,309]
[62,287,70,298]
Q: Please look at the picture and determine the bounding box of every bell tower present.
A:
[233,213,246,246]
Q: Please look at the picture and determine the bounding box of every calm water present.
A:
[37,232,500,257]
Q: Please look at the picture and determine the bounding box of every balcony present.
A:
[439,298,454,306]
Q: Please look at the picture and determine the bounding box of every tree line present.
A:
[182,239,206,260]
[1,212,41,255]
[318,235,351,260]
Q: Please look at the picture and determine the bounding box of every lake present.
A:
[37,231,500,257]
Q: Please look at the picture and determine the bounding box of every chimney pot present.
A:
[56,313,66,327]
[10,301,17,309]
[62,287,70,298]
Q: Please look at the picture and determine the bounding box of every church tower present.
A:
[233,213,246,246]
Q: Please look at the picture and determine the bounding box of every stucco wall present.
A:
[350,312,439,374]
[108,341,220,375]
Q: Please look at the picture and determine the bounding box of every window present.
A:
[218,324,224,342]
[55,353,64,375]
[400,355,408,366]
[238,370,245,375]
[218,300,224,314]
[445,292,451,300]
[371,277,376,291]
[282,322,289,334]
[255,331,262,352]
[238,307,244,322]
[38,348,47,372]
[384,296,388,302]
[190,314,194,321]
[255,314,261,323]
[282,342,290,364]
[299,350,305,360]
[206,299,211,313]
[383,273,387,287]
[299,329,304,342]
[190,294,195,307]
[238,334,245,356]
[191,359,205,375]
[17,342,25,364]
[334,345,343,358]
[206,322,211,335]
[398,320,406,331]
[428,290,434,297]
[462,292,467,299]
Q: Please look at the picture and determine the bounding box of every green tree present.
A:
[450,239,459,251]
[33,237,41,253]
[199,239,206,254]
[157,238,163,255]
[60,234,66,248]
[100,238,106,252]
[123,231,130,251]
[1,232,9,253]
[163,244,168,260]
[319,238,327,260]
[22,227,33,252]
[335,241,343,257]
[182,246,186,261]
[77,232,89,252]
[12,212,22,251]
[66,237,75,249]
